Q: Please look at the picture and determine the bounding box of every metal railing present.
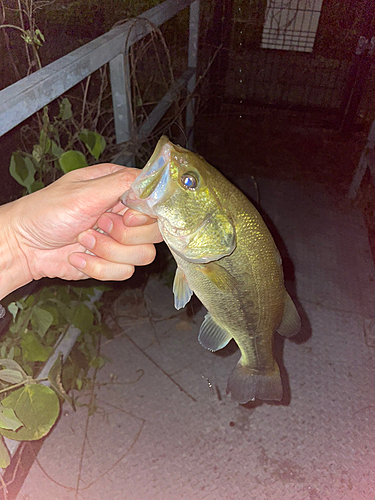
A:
[0,0,199,148]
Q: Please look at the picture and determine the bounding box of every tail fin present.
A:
[226,362,283,403]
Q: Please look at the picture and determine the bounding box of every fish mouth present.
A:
[120,136,172,215]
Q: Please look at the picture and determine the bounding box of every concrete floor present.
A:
[14,175,375,500]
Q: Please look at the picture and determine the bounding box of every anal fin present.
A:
[277,293,301,338]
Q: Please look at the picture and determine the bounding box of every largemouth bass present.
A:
[121,136,301,403]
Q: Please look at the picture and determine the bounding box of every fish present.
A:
[121,136,301,403]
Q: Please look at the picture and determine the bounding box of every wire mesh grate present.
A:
[261,0,323,53]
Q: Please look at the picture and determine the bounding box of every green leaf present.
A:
[21,31,32,45]
[25,295,35,308]
[40,305,59,326]
[32,144,43,162]
[35,28,45,44]
[61,362,81,393]
[0,438,10,468]
[8,305,28,331]
[50,140,64,159]
[48,355,74,409]
[89,355,108,369]
[22,363,34,377]
[9,153,36,192]
[0,405,23,431]
[69,344,89,371]
[42,106,50,127]
[0,385,60,441]
[68,303,94,333]
[39,129,51,154]
[59,150,88,173]
[0,359,27,378]
[79,130,106,160]
[0,369,24,384]
[20,334,52,362]
[58,98,72,121]
[7,302,19,322]
[30,180,45,192]
[31,307,54,337]
[76,377,83,391]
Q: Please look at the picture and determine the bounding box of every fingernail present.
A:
[98,214,113,234]
[78,232,96,249]
[69,254,87,269]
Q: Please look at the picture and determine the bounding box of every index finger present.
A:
[70,163,140,181]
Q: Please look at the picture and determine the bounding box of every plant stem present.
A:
[0,24,24,31]
[0,377,49,396]
[16,0,32,72]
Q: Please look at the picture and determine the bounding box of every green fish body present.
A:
[121,136,300,403]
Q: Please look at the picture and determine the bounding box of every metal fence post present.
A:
[110,50,133,145]
[348,117,375,199]
[186,0,200,150]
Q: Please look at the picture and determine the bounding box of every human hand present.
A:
[3,163,162,288]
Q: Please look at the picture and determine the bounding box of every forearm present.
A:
[0,201,33,301]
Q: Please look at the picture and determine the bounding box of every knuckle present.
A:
[117,226,132,244]
[90,261,107,281]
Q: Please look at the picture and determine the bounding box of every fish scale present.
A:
[121,136,301,403]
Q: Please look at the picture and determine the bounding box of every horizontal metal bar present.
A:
[0,0,193,138]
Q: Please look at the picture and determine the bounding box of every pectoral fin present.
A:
[277,293,301,338]
[173,267,193,310]
[197,262,238,291]
[198,313,232,351]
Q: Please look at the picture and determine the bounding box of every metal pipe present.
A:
[186,0,200,150]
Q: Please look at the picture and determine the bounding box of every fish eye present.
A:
[180,172,198,190]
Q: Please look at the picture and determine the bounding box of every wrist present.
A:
[0,200,33,301]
